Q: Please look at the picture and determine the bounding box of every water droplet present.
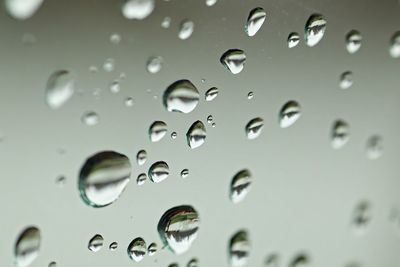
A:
[81,111,99,126]
[245,7,267,37]
[289,254,310,267]
[125,97,134,107]
[88,234,104,252]
[109,242,118,251]
[331,120,350,149]
[205,87,219,101]
[163,80,199,113]
[148,243,157,256]
[122,0,155,20]
[110,33,121,44]
[366,135,383,160]
[171,132,178,139]
[305,14,327,47]
[247,92,254,99]
[5,0,43,20]
[229,230,250,267]
[55,175,66,187]
[137,173,147,186]
[245,117,264,140]
[211,122,216,128]
[89,65,98,73]
[148,161,169,183]
[178,19,194,40]
[127,237,147,262]
[288,32,300,48]
[230,169,252,204]
[220,49,246,74]
[339,71,353,89]
[147,56,164,74]
[109,80,121,93]
[45,70,75,109]
[161,17,171,28]
[346,30,362,54]
[207,115,213,124]
[14,226,41,267]
[279,101,301,128]
[389,32,400,58]
[186,121,207,149]
[149,121,168,142]
[265,254,280,267]
[79,151,132,207]
[181,169,189,178]
[22,33,37,45]
[157,205,200,255]
[169,263,179,267]
[352,201,371,235]
[187,258,199,267]
[206,0,217,6]
[48,261,56,267]
[136,150,147,166]
[103,58,115,72]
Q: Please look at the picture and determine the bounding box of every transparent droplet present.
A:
[109,80,121,93]
[163,80,200,113]
[149,121,168,142]
[14,226,41,267]
[331,120,350,149]
[206,0,217,6]
[187,258,199,267]
[88,234,104,252]
[125,97,134,107]
[245,117,264,140]
[110,33,121,44]
[305,14,327,47]
[289,254,310,267]
[127,237,147,262]
[245,7,267,37]
[230,169,252,204]
[389,31,400,58]
[78,151,132,207]
[103,58,115,72]
[148,161,169,183]
[346,30,362,54]
[137,173,147,186]
[229,230,250,267]
[265,254,280,267]
[279,101,301,128]
[22,33,37,45]
[171,132,178,139]
[352,201,371,235]
[147,56,164,74]
[169,263,179,267]
[55,175,66,187]
[109,242,118,251]
[89,65,98,73]
[186,121,207,149]
[48,261,56,267]
[220,49,246,74]
[45,70,75,109]
[211,122,216,127]
[207,115,213,124]
[136,150,147,166]
[161,17,171,28]
[5,0,44,20]
[366,135,383,160]
[181,169,189,178]
[178,19,195,40]
[122,0,155,20]
[205,87,219,101]
[148,242,157,256]
[339,71,353,89]
[157,205,200,255]
[82,111,99,126]
[247,92,254,99]
[288,32,300,48]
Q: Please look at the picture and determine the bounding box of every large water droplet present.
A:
[339,71,353,89]
[389,31,400,58]
[331,120,350,149]
[352,201,371,235]
[205,87,219,101]
[5,0,43,20]
[178,19,195,40]
[78,151,132,207]
[245,7,266,37]
[186,121,207,149]
[122,0,155,20]
[147,56,163,74]
[149,121,168,142]
[157,205,200,255]
[163,80,200,113]
[14,226,41,267]
[127,237,147,262]
[136,150,147,166]
[229,230,250,267]
[220,49,246,74]
[279,101,301,128]
[245,117,264,140]
[230,169,252,204]
[288,32,300,48]
[88,234,104,252]
[366,135,383,160]
[148,161,169,183]
[305,14,326,47]
[346,30,362,54]
[45,70,75,109]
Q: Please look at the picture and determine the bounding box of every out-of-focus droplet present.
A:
[245,7,266,37]
[245,117,264,140]
[158,205,200,255]
[161,16,171,28]
[110,33,121,44]
[288,32,300,48]
[389,32,400,58]
[103,58,115,72]
[366,135,383,160]
[265,254,280,267]
[289,254,310,267]
[88,234,104,252]
[339,71,353,89]
[55,175,66,187]
[181,169,189,178]
[220,49,246,74]
[109,80,121,93]
[148,161,169,183]
[122,0,155,20]
[169,263,179,267]
[229,230,250,267]
[148,242,157,256]
[149,121,168,142]
[109,242,118,251]
[230,169,252,204]
[346,30,362,54]
[79,151,131,207]
[5,0,43,20]
[45,70,75,109]
[186,121,206,149]
[331,120,350,149]
[171,132,178,139]
[279,101,301,128]
[206,0,217,6]
[125,97,134,107]
[127,237,147,262]
[14,226,41,267]
[187,258,199,267]
[352,201,371,235]
[205,87,219,101]
[146,56,163,74]
[305,14,326,47]
[247,92,254,99]
[48,261,56,267]
[136,150,147,166]
[178,19,195,40]
[82,111,99,126]
[163,80,199,113]
[22,33,37,45]
[137,173,147,186]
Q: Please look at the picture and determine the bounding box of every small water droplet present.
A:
[148,161,170,183]
[186,121,207,149]
[45,70,75,109]
[22,33,37,45]
[125,97,134,107]
[245,117,264,140]
[161,16,171,28]
[127,237,147,262]
[245,7,267,37]
[109,242,118,251]
[5,0,43,20]
[48,261,57,267]
[157,205,200,255]
[89,65,98,73]
[331,120,350,149]
[352,201,371,235]
[137,173,147,186]
[366,135,383,160]
[55,175,66,187]
[230,169,252,204]
[148,242,157,256]
[14,226,41,267]
[187,258,199,267]
[247,92,254,99]
[147,56,164,74]
[279,101,301,128]
[288,32,300,48]
[178,19,195,40]
[163,80,200,113]
[211,122,216,127]
[169,263,179,267]
[136,150,147,166]
[289,254,310,267]
[339,71,353,89]
[207,115,213,124]
[181,169,189,178]
[110,33,122,44]
[103,58,115,72]
[171,132,178,139]
[109,80,121,93]
[82,111,99,126]
[265,254,280,267]
[220,49,246,74]
[390,32,400,58]
[346,30,362,54]
[206,0,217,6]
[149,121,168,142]
[229,230,250,267]
[305,14,327,47]
[205,87,219,101]
[88,234,104,252]
[122,0,155,20]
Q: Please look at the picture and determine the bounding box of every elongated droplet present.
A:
[147,56,163,74]
[14,226,41,267]
[339,71,353,89]
[163,80,200,113]
[136,150,147,166]
[366,135,383,160]
[205,87,219,101]
[158,205,200,255]
[149,121,168,142]
[179,19,195,40]
[331,120,350,149]
[127,237,146,262]
[279,101,301,128]
[229,230,250,267]
[148,242,157,256]
[148,161,169,183]
[88,234,104,252]
[78,151,132,207]
[305,14,326,47]
[389,31,400,58]
[245,117,264,140]
[186,121,206,149]
[245,7,266,37]
[220,49,246,74]
[352,201,371,235]
[288,32,300,48]
[346,30,362,54]
[230,169,252,204]
[45,70,75,109]
[5,0,43,20]
[122,0,155,20]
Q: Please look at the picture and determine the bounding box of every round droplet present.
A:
[245,117,264,140]
[122,0,155,20]
[48,261,56,267]
[109,242,118,251]
[305,14,327,47]
[147,56,164,74]
[346,30,362,54]
[230,169,252,204]
[14,226,41,267]
[157,205,200,255]
[205,0,217,6]
[148,161,169,183]
[163,80,200,113]
[149,121,168,142]
[161,17,171,28]
[186,121,207,149]
[55,175,66,187]
[265,254,280,267]
[181,169,189,178]
[137,173,147,186]
[229,230,250,267]
[247,92,254,99]
[5,0,43,20]
[110,33,121,44]
[187,258,199,267]
[127,237,147,262]
[220,49,246,74]
[109,80,120,93]
[78,151,132,207]
[389,31,400,58]
[352,201,371,235]
[171,132,178,139]
[207,115,213,124]
[289,254,310,267]
[366,135,383,160]
[339,71,353,89]
[82,111,99,126]
[88,234,104,252]
[103,58,115,72]
[205,87,219,101]
[125,97,134,107]
[331,120,350,149]
[288,32,300,48]
[245,7,267,37]
[178,19,194,40]
[45,70,75,109]
[279,101,301,128]
[147,242,157,256]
